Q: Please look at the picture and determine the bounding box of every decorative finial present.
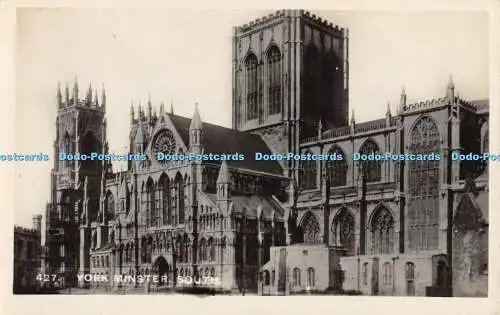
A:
[65,82,70,103]
[94,89,99,106]
[101,83,106,108]
[170,100,174,114]
[350,109,355,125]
[57,82,62,107]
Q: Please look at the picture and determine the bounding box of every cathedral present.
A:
[43,10,489,296]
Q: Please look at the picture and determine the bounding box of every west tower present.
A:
[232,10,349,165]
[44,79,107,286]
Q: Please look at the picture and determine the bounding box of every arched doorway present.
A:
[153,255,169,286]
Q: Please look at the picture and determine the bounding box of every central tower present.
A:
[232,10,349,161]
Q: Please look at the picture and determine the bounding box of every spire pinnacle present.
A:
[65,82,70,103]
[350,109,355,124]
[170,100,174,115]
[217,160,229,183]
[101,83,106,108]
[448,74,454,88]
[160,102,165,114]
[57,82,62,107]
[94,89,99,106]
[190,102,202,130]
[386,102,391,116]
[400,85,407,112]
[73,76,79,103]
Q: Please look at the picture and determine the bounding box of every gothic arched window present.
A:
[146,178,157,227]
[301,213,320,245]
[382,262,392,286]
[299,150,317,190]
[105,192,115,220]
[245,53,259,121]
[326,146,348,187]
[307,267,315,287]
[267,46,282,115]
[408,116,440,251]
[174,173,185,225]
[159,174,171,226]
[208,237,215,261]
[371,206,394,255]
[405,262,416,296]
[359,139,381,183]
[332,208,355,254]
[293,268,301,286]
[199,238,207,262]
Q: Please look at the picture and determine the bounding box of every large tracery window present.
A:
[146,178,157,227]
[245,53,259,121]
[267,46,282,115]
[301,213,321,245]
[332,208,355,254]
[359,140,381,183]
[300,150,317,190]
[326,146,348,187]
[174,173,185,225]
[371,207,394,255]
[159,175,171,225]
[408,116,440,251]
[105,192,115,221]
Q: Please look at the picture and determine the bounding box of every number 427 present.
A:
[36,274,57,282]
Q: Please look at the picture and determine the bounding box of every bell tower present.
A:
[45,78,107,286]
[231,10,349,175]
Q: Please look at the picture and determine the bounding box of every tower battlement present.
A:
[236,10,345,35]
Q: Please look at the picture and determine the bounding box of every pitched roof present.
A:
[167,113,283,175]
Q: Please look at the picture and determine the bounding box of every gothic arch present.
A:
[174,172,185,224]
[299,149,317,190]
[299,211,321,245]
[331,207,355,253]
[326,145,348,187]
[370,205,395,255]
[158,173,171,226]
[266,44,282,115]
[408,114,441,141]
[105,191,115,220]
[358,138,381,183]
[146,177,157,227]
[245,52,259,121]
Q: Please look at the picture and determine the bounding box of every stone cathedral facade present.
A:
[43,10,489,296]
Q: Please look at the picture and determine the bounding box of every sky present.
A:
[14,9,489,229]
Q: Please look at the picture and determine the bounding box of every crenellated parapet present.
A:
[400,97,448,114]
[14,226,40,236]
[235,10,345,35]
[236,10,286,34]
[300,10,345,34]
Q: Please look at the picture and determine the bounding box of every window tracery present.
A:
[267,46,281,115]
[408,116,440,251]
[245,54,259,120]
[326,146,348,187]
[299,150,317,190]
[359,139,381,182]
[301,213,320,244]
[332,209,355,254]
[371,207,394,255]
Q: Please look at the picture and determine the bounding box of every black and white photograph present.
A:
[10,4,493,304]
